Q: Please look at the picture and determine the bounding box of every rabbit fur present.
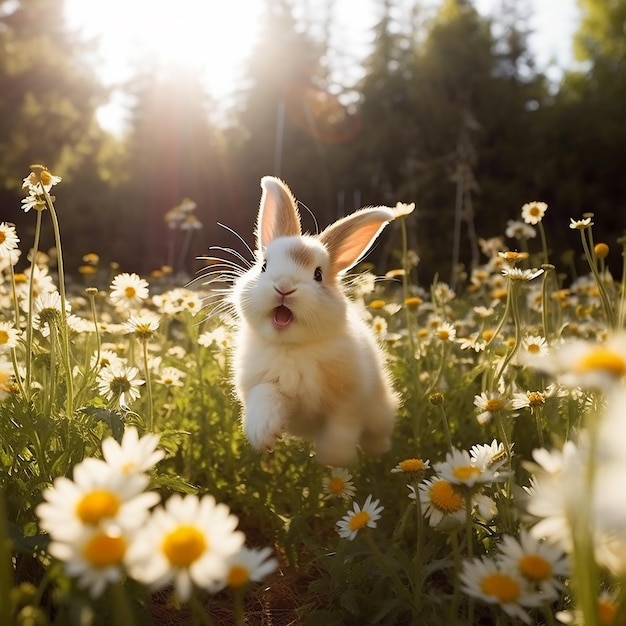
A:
[231,176,404,467]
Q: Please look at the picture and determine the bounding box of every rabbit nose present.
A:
[274,278,296,296]
[274,285,296,297]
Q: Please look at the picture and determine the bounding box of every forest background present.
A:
[1,0,624,286]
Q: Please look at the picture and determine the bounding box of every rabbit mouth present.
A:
[273,305,294,329]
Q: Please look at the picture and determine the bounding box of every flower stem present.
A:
[25,209,43,394]
[141,339,154,431]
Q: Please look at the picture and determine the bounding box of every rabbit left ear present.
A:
[256,177,301,250]
[319,207,396,274]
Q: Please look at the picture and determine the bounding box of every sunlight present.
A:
[65,0,263,108]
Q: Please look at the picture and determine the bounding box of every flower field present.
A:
[2,167,626,625]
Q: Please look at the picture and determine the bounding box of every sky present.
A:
[64,0,581,135]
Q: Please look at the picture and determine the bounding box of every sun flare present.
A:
[65,0,262,95]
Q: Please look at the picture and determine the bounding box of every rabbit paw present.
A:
[243,384,286,451]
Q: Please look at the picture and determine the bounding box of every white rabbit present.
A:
[230,176,410,467]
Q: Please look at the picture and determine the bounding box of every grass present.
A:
[1,169,626,625]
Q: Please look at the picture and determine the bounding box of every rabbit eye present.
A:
[314,267,323,282]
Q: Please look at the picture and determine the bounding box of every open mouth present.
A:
[273,305,293,329]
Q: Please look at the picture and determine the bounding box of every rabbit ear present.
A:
[256,176,301,250]
[319,207,397,274]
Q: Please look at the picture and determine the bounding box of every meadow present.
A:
[1,166,626,625]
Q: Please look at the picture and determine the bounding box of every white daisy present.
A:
[126,493,245,602]
[473,391,516,425]
[497,530,568,599]
[109,272,150,308]
[521,201,547,225]
[434,448,506,489]
[100,426,165,476]
[0,322,21,352]
[415,477,466,529]
[96,364,144,407]
[212,546,278,592]
[154,366,186,387]
[0,222,20,258]
[47,524,131,598]
[322,467,356,500]
[336,495,384,540]
[460,557,542,624]
[36,458,159,543]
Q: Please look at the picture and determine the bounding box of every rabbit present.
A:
[229,176,411,467]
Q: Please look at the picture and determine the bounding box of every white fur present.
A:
[230,177,401,466]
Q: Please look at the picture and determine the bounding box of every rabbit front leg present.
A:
[242,382,288,452]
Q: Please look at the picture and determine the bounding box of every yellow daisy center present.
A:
[485,398,504,412]
[529,205,541,217]
[0,330,8,345]
[437,330,451,340]
[404,296,422,309]
[429,480,463,513]
[453,465,480,481]
[82,532,127,568]
[527,343,541,354]
[162,525,207,567]
[519,554,552,581]
[398,458,426,472]
[124,286,137,298]
[328,477,346,495]
[369,299,385,309]
[39,170,53,186]
[0,232,5,245]
[227,565,250,588]
[76,490,121,525]
[527,392,545,406]
[482,330,494,341]
[575,347,626,377]
[481,572,520,603]
[348,511,371,531]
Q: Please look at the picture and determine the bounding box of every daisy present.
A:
[213,546,278,592]
[322,467,356,500]
[521,335,549,357]
[36,458,159,543]
[416,477,466,529]
[154,366,186,387]
[505,219,536,240]
[96,364,144,407]
[391,457,430,475]
[434,448,505,490]
[47,524,131,598]
[126,311,160,341]
[473,391,515,425]
[469,440,508,472]
[497,530,568,599]
[0,322,20,352]
[521,201,547,225]
[512,390,546,411]
[501,267,544,281]
[22,169,62,193]
[435,322,456,341]
[90,349,125,371]
[0,222,19,258]
[526,334,626,390]
[460,557,542,624]
[336,495,383,540]
[371,315,388,338]
[100,426,165,476]
[569,217,593,230]
[109,272,150,308]
[125,493,245,602]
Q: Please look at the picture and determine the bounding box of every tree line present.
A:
[1,0,624,286]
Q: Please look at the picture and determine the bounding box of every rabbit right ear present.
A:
[256,177,302,250]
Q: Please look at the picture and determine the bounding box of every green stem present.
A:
[44,322,57,417]
[110,582,137,626]
[189,591,215,626]
[492,281,521,388]
[448,532,462,624]
[25,209,44,394]
[464,492,473,558]
[540,264,555,343]
[233,587,245,626]
[141,339,154,430]
[42,185,74,415]
[537,220,550,265]
[437,403,454,451]
[580,228,614,328]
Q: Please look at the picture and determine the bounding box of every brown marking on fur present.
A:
[288,243,315,268]
[317,358,358,408]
